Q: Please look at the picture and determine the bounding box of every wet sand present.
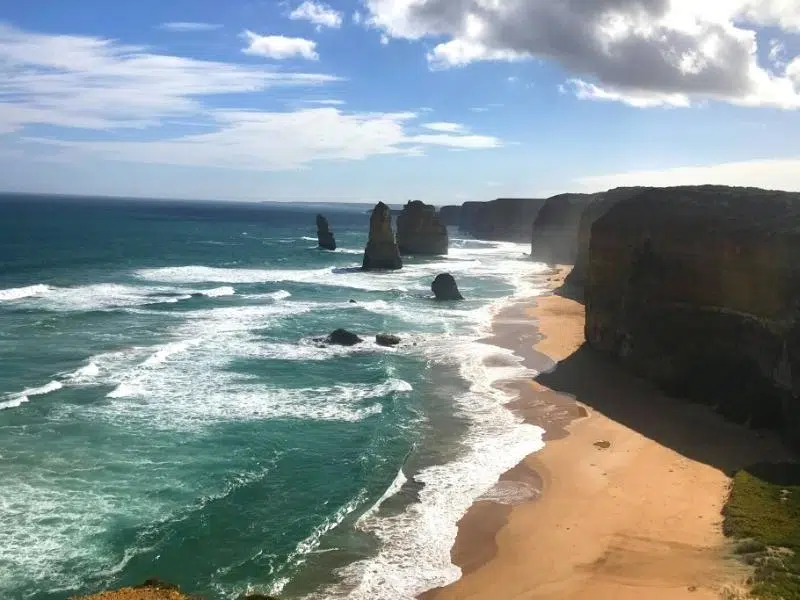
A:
[423,266,790,600]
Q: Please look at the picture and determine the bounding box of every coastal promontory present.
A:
[529,193,596,265]
[396,200,449,255]
[584,185,800,446]
[362,201,403,270]
[459,198,547,242]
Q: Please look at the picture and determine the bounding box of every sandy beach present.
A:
[423,267,792,600]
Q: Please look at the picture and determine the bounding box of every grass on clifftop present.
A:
[723,462,800,599]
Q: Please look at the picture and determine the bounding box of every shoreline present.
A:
[423,266,792,600]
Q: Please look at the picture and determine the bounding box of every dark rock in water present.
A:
[134,579,181,591]
[585,185,800,448]
[316,214,336,251]
[349,299,357,304]
[396,200,448,255]
[438,205,461,227]
[432,273,463,301]
[241,595,281,600]
[376,333,401,347]
[362,202,402,270]
[326,329,363,346]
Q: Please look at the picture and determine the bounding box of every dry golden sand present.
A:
[424,266,791,600]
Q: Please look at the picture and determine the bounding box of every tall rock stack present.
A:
[396,200,449,255]
[584,185,800,446]
[316,214,336,251]
[362,202,403,270]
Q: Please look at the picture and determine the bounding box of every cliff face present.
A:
[316,214,336,251]
[530,193,596,265]
[396,200,449,255]
[565,187,647,290]
[438,205,461,227]
[584,186,800,445]
[362,201,402,270]
[460,198,547,242]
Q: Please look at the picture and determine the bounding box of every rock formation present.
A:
[530,193,596,265]
[326,329,363,346]
[396,200,449,255]
[362,202,402,270]
[316,214,336,251]
[432,273,464,301]
[584,185,800,446]
[376,333,401,347]
[438,205,461,227]
[564,187,647,292]
[459,198,548,242]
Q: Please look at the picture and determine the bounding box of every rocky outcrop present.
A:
[584,185,800,446]
[396,200,449,255]
[564,187,648,292]
[438,205,461,227]
[376,333,401,347]
[362,202,402,270]
[316,214,336,251]
[432,273,464,300]
[326,329,363,346]
[530,193,596,265]
[460,198,548,242]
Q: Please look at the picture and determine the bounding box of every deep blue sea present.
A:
[0,194,546,600]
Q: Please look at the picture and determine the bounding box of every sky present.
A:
[0,0,798,204]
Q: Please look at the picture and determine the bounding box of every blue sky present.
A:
[0,0,798,203]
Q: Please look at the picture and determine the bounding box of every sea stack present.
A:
[396,200,449,255]
[432,273,463,300]
[585,185,800,446]
[316,214,336,251]
[362,202,402,270]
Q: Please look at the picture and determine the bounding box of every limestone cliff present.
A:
[396,200,449,255]
[438,205,461,227]
[564,187,647,291]
[460,198,547,242]
[316,214,336,251]
[530,193,595,265]
[362,201,402,270]
[584,185,800,445]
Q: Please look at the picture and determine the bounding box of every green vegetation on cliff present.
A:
[723,462,800,599]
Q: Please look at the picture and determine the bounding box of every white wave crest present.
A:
[1,380,64,411]
[198,286,235,298]
[0,284,52,301]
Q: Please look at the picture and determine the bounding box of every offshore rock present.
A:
[432,273,464,301]
[376,333,402,347]
[316,214,336,251]
[530,193,596,265]
[362,202,402,270]
[396,200,449,255]
[584,185,800,447]
[326,329,363,346]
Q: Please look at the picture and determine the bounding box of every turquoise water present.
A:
[0,195,546,600]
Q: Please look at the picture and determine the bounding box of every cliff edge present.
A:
[584,185,800,446]
[530,193,595,265]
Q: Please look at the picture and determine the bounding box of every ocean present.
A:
[0,194,546,600]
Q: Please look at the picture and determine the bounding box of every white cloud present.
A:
[362,0,800,109]
[0,24,339,134]
[159,22,222,32]
[422,121,465,133]
[574,157,800,192]
[241,30,319,60]
[25,108,502,170]
[289,1,343,29]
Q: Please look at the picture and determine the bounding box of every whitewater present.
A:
[0,195,547,600]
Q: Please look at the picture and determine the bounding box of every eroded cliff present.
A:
[460,198,547,242]
[584,185,800,445]
[396,200,448,255]
[438,205,461,227]
[530,193,595,265]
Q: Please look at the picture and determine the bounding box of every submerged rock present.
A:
[362,202,403,270]
[396,200,449,255]
[432,273,464,301]
[326,329,363,346]
[376,333,401,347]
[316,214,336,251]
